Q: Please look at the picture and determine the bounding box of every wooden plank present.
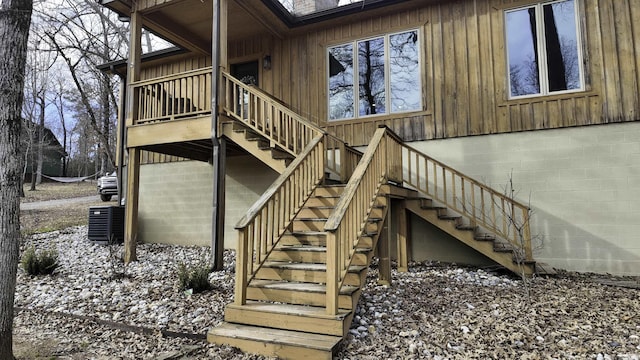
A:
[599,0,623,121]
[127,116,211,147]
[612,0,638,120]
[208,323,340,360]
[224,302,350,336]
[453,0,469,136]
[396,200,410,272]
[246,280,358,309]
[124,148,140,263]
[377,208,391,285]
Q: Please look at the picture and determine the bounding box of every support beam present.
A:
[123,9,142,263]
[397,199,410,272]
[210,0,228,270]
[124,148,140,262]
[377,204,391,286]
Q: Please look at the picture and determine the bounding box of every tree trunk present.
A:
[0,1,33,359]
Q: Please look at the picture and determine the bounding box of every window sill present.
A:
[499,91,599,107]
[325,110,431,124]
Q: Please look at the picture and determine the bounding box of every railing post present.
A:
[339,141,348,182]
[234,228,248,305]
[326,231,339,315]
[523,208,533,261]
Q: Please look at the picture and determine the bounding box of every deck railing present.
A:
[131,67,212,125]
[221,71,358,181]
[234,135,325,305]
[323,126,532,315]
[324,127,402,314]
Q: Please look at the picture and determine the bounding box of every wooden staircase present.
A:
[405,197,535,276]
[221,120,294,173]
[208,185,387,359]
[208,72,540,359]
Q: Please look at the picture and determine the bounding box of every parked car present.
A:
[97,172,118,202]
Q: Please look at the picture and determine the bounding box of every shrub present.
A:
[177,262,212,293]
[21,246,59,276]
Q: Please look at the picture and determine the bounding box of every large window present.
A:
[505,0,584,98]
[328,30,421,121]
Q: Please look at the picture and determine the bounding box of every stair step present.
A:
[456,224,476,231]
[256,262,367,286]
[272,148,294,160]
[304,196,339,207]
[208,322,341,360]
[224,301,351,336]
[474,234,496,241]
[313,185,345,197]
[281,232,373,249]
[271,245,371,265]
[244,130,263,141]
[291,218,380,232]
[493,242,515,253]
[247,280,360,309]
[297,206,334,218]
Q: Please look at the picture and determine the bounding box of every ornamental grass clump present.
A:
[177,262,212,294]
[21,246,59,276]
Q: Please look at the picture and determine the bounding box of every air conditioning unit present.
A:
[88,206,125,245]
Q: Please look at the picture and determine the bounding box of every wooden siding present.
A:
[139,55,211,81]
[140,150,187,165]
[225,0,640,146]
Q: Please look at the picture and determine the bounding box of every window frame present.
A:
[327,29,423,122]
[504,0,585,100]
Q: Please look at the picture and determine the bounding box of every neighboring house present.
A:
[23,123,67,180]
[99,0,639,357]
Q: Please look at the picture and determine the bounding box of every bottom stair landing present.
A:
[208,322,343,359]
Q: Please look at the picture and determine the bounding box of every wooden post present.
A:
[396,199,411,272]
[234,229,248,305]
[123,9,142,264]
[325,232,338,315]
[210,0,228,270]
[377,200,391,285]
[523,208,533,261]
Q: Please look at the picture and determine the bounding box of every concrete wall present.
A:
[408,122,640,276]
[138,155,278,247]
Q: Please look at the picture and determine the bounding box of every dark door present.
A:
[231,60,259,86]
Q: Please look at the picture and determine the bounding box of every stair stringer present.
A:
[405,198,535,275]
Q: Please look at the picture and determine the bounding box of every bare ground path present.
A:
[20,195,101,211]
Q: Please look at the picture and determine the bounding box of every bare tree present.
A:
[0,1,33,358]
[35,0,129,175]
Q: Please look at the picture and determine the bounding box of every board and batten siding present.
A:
[139,54,211,82]
[227,0,640,146]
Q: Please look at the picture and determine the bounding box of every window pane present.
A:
[358,37,386,116]
[389,31,421,113]
[544,0,581,92]
[506,7,541,97]
[328,44,354,120]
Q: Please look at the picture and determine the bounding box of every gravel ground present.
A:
[14,226,640,359]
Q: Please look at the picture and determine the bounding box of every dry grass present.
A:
[21,181,97,203]
[21,200,107,235]
[20,181,110,235]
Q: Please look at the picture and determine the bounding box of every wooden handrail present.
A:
[324,127,394,314]
[235,135,324,229]
[131,67,213,87]
[400,144,532,260]
[323,126,533,314]
[234,135,326,306]
[221,71,361,181]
